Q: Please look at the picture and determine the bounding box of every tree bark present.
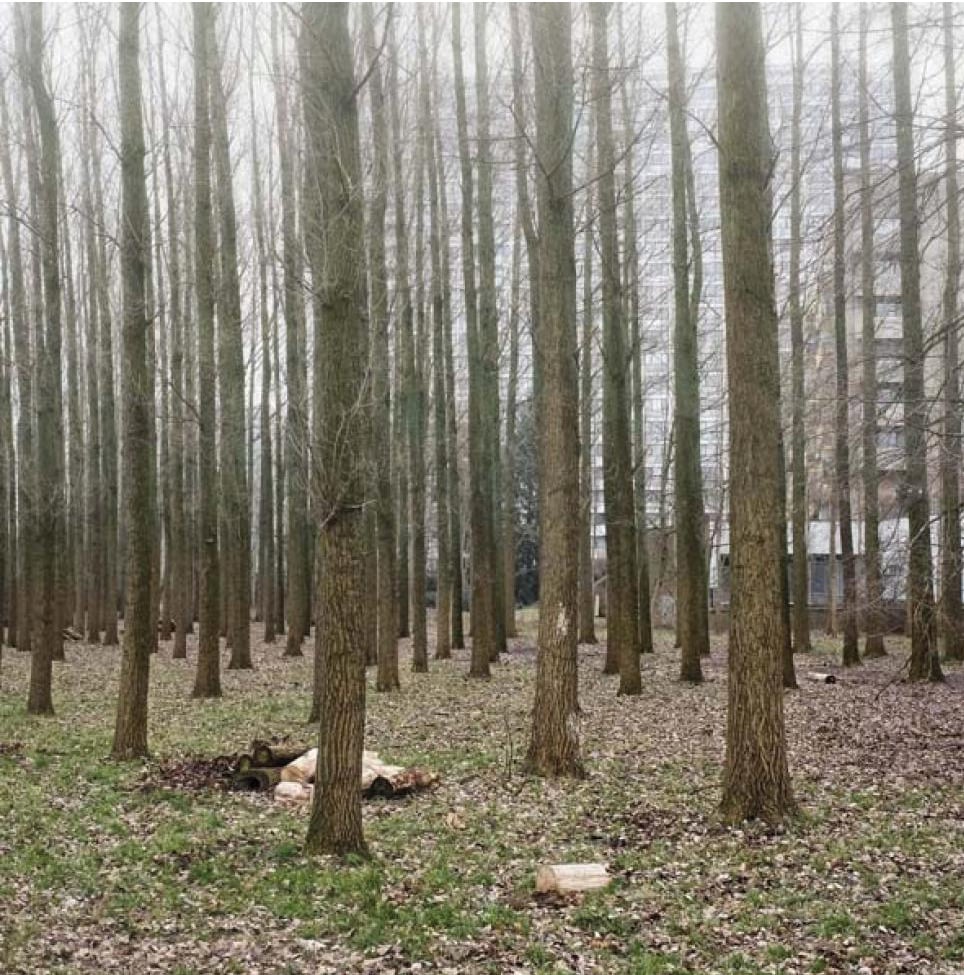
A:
[592,4,641,696]
[191,3,222,699]
[112,1,154,758]
[24,5,63,714]
[301,2,370,859]
[788,6,811,655]
[830,8,860,667]
[891,3,943,683]
[452,5,493,677]
[525,2,583,777]
[362,7,400,690]
[716,2,794,824]
[940,3,963,663]
[857,7,885,660]
[667,2,708,682]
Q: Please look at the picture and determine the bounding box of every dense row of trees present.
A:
[0,3,960,853]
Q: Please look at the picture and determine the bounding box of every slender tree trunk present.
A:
[667,2,708,682]
[830,9,860,667]
[208,20,251,670]
[0,77,33,656]
[502,220,521,642]
[191,3,222,699]
[891,3,943,683]
[827,497,837,636]
[24,6,63,714]
[453,6,493,677]
[940,3,963,663]
[273,11,308,657]
[789,6,811,655]
[113,2,154,757]
[592,4,640,696]
[301,2,370,859]
[526,2,583,777]
[716,2,794,824]
[251,57,275,646]
[436,114,465,653]
[474,3,504,661]
[578,158,598,647]
[857,7,885,660]
[419,14,453,661]
[361,7,400,690]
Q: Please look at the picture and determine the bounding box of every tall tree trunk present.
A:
[113,2,154,757]
[891,3,943,683]
[273,11,308,658]
[592,4,640,696]
[251,54,275,646]
[578,153,598,647]
[452,5,492,677]
[526,2,583,777]
[419,13,453,661]
[209,20,251,670]
[301,2,370,859]
[474,3,505,661]
[789,6,811,655]
[436,111,465,653]
[192,3,222,699]
[940,3,963,663]
[407,9,429,675]
[0,77,33,656]
[615,12,654,659]
[667,2,708,682]
[858,6,885,660]
[716,2,794,824]
[24,5,63,714]
[502,220,521,642]
[361,7,399,690]
[509,4,539,648]
[830,8,860,667]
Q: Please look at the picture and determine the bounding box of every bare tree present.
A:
[716,2,794,824]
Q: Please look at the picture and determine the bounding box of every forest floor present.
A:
[0,614,962,975]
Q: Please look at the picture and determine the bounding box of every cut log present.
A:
[251,742,309,768]
[62,626,83,642]
[275,781,313,804]
[236,753,254,773]
[535,863,611,895]
[280,748,318,783]
[232,767,282,792]
[805,672,837,685]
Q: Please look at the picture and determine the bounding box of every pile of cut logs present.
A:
[232,740,438,803]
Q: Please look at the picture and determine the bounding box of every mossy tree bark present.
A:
[716,2,794,824]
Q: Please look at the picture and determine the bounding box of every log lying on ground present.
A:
[62,626,83,642]
[269,749,439,803]
[251,741,309,768]
[280,748,318,783]
[236,754,254,773]
[805,672,837,685]
[232,767,282,792]
[535,863,611,894]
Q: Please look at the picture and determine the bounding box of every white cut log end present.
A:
[274,781,313,804]
[535,863,611,894]
[805,672,837,684]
